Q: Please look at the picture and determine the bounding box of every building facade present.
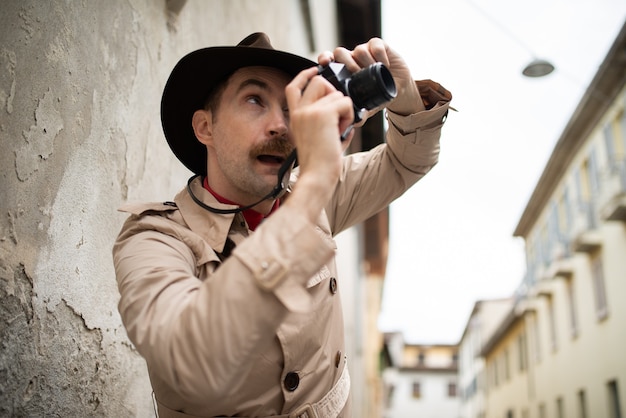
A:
[465,22,626,418]
[383,333,461,418]
[458,298,514,418]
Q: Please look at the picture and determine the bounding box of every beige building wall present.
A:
[339,235,389,418]
[482,312,531,418]
[337,226,382,418]
[383,336,460,418]
[402,344,458,369]
[522,84,626,417]
[365,273,386,417]
[476,24,626,418]
[459,298,514,418]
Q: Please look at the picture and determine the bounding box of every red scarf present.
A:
[202,177,279,231]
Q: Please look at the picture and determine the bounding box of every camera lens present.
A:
[347,63,397,111]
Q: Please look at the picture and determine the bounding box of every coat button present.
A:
[335,351,342,368]
[329,277,338,294]
[284,372,300,391]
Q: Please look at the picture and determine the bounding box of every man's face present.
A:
[204,66,294,205]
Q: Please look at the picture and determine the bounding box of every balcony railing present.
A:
[568,200,602,253]
[599,157,626,221]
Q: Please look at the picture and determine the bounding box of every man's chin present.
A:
[256,166,282,182]
[252,165,290,193]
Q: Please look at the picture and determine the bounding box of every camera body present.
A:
[318,62,397,123]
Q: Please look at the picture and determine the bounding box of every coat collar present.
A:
[173,176,241,254]
[173,174,297,253]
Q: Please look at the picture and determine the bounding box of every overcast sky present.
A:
[377,0,626,344]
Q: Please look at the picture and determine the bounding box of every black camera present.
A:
[318,62,397,124]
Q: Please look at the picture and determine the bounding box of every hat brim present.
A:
[161,46,316,176]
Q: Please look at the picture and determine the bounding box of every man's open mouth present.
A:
[257,155,286,164]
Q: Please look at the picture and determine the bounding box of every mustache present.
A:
[249,137,294,158]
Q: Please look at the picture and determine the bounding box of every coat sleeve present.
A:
[326,79,452,234]
[113,203,335,401]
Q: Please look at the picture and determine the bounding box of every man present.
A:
[113,32,451,417]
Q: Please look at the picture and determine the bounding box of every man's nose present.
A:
[268,108,288,137]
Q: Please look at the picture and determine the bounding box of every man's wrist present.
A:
[284,174,333,223]
[387,80,425,116]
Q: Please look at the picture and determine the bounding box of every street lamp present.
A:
[522,58,555,78]
[467,0,555,78]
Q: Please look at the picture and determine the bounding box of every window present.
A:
[548,202,560,250]
[620,108,626,156]
[558,188,571,234]
[417,353,425,365]
[547,296,558,351]
[566,277,579,337]
[465,376,477,399]
[493,359,499,387]
[580,160,591,202]
[575,154,599,228]
[531,313,542,363]
[385,384,395,408]
[604,117,624,170]
[478,361,496,392]
[504,349,511,381]
[604,123,617,167]
[477,369,485,391]
[556,397,565,418]
[591,253,609,320]
[607,380,623,418]
[587,150,600,195]
[574,168,584,209]
[539,224,549,265]
[518,333,528,372]
[578,389,588,418]
[448,382,457,397]
[412,381,421,399]
[527,235,538,284]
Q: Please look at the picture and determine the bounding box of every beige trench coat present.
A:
[113,80,451,417]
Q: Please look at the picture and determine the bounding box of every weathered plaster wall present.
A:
[0,0,337,415]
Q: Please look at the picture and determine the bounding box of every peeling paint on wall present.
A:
[0,48,16,114]
[1,265,145,416]
[15,89,63,181]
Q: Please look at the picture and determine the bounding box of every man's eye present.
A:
[247,96,262,105]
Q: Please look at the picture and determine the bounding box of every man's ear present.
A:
[192,109,213,146]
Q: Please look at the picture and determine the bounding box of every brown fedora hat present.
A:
[161,32,316,176]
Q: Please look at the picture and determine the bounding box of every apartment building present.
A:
[458,298,515,418]
[382,333,461,418]
[467,23,626,418]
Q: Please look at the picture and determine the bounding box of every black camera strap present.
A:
[186,149,298,215]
